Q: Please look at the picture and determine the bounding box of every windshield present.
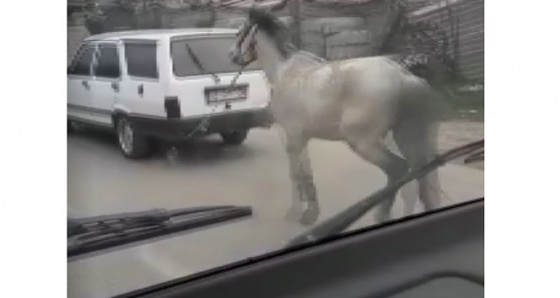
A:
[67,1,484,297]
[171,36,260,77]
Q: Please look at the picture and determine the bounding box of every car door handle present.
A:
[138,84,144,96]
[82,80,90,90]
[111,82,119,92]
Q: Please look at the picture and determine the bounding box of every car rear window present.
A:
[124,43,158,79]
[171,36,260,77]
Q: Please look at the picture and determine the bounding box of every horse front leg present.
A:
[284,136,319,226]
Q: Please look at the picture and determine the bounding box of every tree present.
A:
[84,0,107,34]
[82,0,166,33]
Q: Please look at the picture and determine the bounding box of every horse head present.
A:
[227,0,291,67]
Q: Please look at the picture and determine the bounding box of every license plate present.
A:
[205,85,248,104]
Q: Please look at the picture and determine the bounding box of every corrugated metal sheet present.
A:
[409,0,484,80]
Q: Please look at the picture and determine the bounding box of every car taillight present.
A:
[164,96,181,119]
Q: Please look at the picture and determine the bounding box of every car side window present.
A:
[94,44,120,79]
[124,43,158,79]
[69,46,96,76]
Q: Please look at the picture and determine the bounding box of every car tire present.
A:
[68,120,82,134]
[68,120,74,134]
[221,130,248,146]
[115,116,151,159]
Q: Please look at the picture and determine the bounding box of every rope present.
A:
[182,65,247,139]
[230,65,246,87]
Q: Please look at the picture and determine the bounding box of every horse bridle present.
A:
[236,22,259,66]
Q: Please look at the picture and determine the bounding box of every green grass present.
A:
[445,91,484,121]
[438,81,484,121]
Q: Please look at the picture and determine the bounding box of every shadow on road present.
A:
[68,127,258,167]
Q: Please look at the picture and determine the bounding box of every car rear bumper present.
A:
[130,109,272,141]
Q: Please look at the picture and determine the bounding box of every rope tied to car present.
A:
[182,64,248,140]
[230,64,246,88]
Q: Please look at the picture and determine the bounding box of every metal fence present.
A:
[408,0,484,81]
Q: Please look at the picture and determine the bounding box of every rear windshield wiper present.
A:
[288,139,484,246]
[68,205,252,260]
[185,43,221,84]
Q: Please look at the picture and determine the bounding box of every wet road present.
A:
[67,127,484,298]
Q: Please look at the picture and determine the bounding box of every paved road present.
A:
[67,128,484,298]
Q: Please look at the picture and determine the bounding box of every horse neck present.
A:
[254,32,289,84]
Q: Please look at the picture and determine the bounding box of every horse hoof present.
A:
[299,208,319,226]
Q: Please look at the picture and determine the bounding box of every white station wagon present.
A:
[67,29,271,158]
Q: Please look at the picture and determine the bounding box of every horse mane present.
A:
[248,8,296,58]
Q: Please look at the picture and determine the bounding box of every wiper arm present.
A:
[465,148,484,164]
[185,43,220,84]
[68,205,252,260]
[288,139,484,247]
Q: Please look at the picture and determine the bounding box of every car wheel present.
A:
[68,120,82,134]
[115,116,151,159]
[68,120,74,134]
[221,130,248,146]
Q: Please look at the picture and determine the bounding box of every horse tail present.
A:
[391,81,444,214]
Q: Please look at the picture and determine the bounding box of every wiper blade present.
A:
[68,205,252,259]
[185,43,220,84]
[288,139,484,247]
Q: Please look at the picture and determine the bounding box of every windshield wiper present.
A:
[288,139,484,247]
[185,43,220,84]
[68,205,252,260]
[465,148,484,164]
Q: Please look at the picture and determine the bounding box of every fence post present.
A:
[289,0,302,48]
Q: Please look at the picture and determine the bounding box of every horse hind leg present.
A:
[393,120,442,212]
[400,180,418,216]
[347,136,409,224]
[385,132,418,216]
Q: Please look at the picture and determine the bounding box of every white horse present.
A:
[229,7,443,225]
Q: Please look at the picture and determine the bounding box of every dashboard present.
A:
[116,199,484,298]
